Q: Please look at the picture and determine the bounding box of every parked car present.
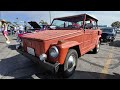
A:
[17,21,49,42]
[18,21,41,36]
[27,21,42,33]
[16,14,102,77]
[101,27,117,42]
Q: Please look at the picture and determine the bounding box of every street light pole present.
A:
[16,17,18,25]
[49,11,51,24]
[0,11,1,20]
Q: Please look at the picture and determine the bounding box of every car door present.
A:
[83,21,93,53]
[91,21,99,46]
[84,28,93,50]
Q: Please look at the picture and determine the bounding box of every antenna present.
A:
[0,11,1,20]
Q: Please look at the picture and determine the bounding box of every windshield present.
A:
[51,19,83,29]
[101,28,113,33]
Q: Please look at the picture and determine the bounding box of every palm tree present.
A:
[39,20,48,25]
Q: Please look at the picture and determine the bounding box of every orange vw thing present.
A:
[17,14,102,77]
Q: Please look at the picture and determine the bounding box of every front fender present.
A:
[57,41,80,64]
[96,35,101,45]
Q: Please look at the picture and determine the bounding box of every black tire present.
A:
[59,49,78,78]
[93,41,100,54]
[110,40,113,42]
[110,38,114,42]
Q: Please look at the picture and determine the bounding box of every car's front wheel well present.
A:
[99,37,102,44]
[69,45,81,58]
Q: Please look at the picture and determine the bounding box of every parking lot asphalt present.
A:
[0,32,120,79]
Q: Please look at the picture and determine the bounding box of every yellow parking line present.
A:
[100,47,114,79]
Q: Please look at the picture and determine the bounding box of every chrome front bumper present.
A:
[17,48,60,73]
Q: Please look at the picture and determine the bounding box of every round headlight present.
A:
[49,46,59,58]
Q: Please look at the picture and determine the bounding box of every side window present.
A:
[68,22,72,26]
[84,19,97,30]
[92,21,97,30]
[64,21,72,28]
[85,20,93,29]
[85,21,90,25]
[52,20,65,27]
[77,21,83,26]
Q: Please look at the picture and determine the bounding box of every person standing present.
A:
[0,19,10,44]
[19,25,24,33]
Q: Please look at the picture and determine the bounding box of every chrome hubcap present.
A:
[97,43,100,52]
[67,54,76,72]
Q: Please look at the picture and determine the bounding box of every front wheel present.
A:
[93,41,100,54]
[59,49,78,78]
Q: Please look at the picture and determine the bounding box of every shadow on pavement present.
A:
[68,71,120,79]
[1,44,120,79]
[0,53,120,79]
[33,70,120,79]
[109,40,120,47]
[12,38,17,40]
[0,54,46,79]
[8,45,16,50]
[0,42,5,43]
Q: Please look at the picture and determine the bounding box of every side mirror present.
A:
[85,23,93,29]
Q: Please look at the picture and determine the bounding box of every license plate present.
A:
[27,47,35,56]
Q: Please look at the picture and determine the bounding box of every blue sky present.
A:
[1,11,120,26]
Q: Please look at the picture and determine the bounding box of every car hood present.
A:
[102,32,113,35]
[21,30,82,41]
[28,21,41,29]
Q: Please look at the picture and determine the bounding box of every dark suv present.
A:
[101,27,117,42]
